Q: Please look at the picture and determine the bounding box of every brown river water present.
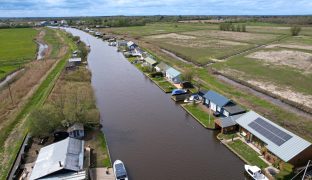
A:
[64,28,245,180]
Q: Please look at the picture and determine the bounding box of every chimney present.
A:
[59,161,62,167]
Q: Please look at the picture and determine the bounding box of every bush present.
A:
[150,72,163,78]
[290,26,301,36]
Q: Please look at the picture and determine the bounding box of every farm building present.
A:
[144,57,158,67]
[68,58,82,66]
[29,137,85,180]
[68,123,85,139]
[127,41,137,50]
[155,62,170,74]
[203,90,245,117]
[166,67,182,83]
[236,111,312,167]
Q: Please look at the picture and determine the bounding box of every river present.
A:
[64,28,245,180]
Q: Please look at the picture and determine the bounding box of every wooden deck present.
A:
[89,168,115,180]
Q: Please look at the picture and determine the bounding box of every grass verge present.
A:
[183,104,215,129]
[228,140,268,169]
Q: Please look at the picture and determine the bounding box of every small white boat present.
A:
[113,160,128,180]
[245,165,268,180]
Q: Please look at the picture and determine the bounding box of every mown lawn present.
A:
[0,28,38,79]
[151,76,175,93]
[228,140,268,168]
[184,104,215,128]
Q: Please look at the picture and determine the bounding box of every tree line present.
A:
[219,23,247,32]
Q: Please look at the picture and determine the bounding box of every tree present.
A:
[242,24,246,32]
[236,24,241,32]
[182,70,194,82]
[290,26,301,36]
[29,105,61,137]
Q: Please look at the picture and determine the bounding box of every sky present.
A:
[0,0,311,17]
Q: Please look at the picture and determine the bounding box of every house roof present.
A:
[198,90,208,97]
[30,137,84,180]
[223,104,246,115]
[144,57,157,65]
[203,90,231,107]
[68,58,81,62]
[117,40,128,46]
[235,111,311,162]
[166,67,181,78]
[156,62,170,71]
[39,171,86,180]
[127,41,136,47]
[217,114,244,128]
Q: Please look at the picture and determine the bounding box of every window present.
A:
[217,106,221,112]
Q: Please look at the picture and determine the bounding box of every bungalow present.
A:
[117,40,128,47]
[203,90,245,117]
[144,57,158,67]
[131,47,144,59]
[165,67,182,83]
[155,62,170,74]
[29,137,85,180]
[236,111,312,167]
[127,41,137,50]
[68,58,82,66]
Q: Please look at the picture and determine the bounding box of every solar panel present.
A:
[248,118,292,146]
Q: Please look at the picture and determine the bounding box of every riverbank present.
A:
[0,28,72,179]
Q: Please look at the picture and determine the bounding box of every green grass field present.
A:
[101,22,218,37]
[183,104,215,128]
[0,28,38,79]
[228,140,268,168]
[44,28,62,58]
[146,36,255,64]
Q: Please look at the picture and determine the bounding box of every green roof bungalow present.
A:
[144,57,158,67]
[165,67,181,84]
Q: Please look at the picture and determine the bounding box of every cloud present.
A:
[0,0,310,17]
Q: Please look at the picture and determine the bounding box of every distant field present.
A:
[100,23,218,37]
[144,33,255,64]
[0,28,38,79]
[212,47,312,108]
[181,30,282,44]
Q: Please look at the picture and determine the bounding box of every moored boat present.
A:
[113,160,128,180]
[244,165,268,180]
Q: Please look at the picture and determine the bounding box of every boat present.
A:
[245,165,268,180]
[184,94,202,103]
[171,89,188,96]
[113,160,128,180]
